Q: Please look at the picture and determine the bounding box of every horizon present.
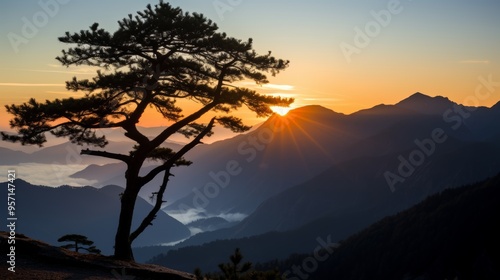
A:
[1,91,499,132]
[1,0,500,129]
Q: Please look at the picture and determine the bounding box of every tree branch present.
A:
[80,148,130,163]
[140,118,216,187]
[149,101,217,149]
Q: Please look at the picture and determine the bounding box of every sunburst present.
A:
[270,106,291,116]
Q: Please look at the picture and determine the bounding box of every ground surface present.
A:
[0,231,194,280]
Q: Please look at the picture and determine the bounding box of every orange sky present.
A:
[1,1,500,130]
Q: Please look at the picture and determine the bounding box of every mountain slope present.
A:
[150,172,500,276]
[306,172,500,279]
[232,140,500,238]
[164,105,356,216]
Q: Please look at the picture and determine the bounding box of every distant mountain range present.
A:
[150,172,500,276]
[163,92,500,220]
[138,92,500,263]
[2,92,500,268]
[0,180,190,255]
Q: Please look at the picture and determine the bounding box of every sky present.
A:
[1,0,500,130]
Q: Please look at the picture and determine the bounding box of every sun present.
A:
[270,106,291,116]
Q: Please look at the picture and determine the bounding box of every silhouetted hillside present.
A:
[295,173,500,279]
[0,232,194,279]
[148,157,500,274]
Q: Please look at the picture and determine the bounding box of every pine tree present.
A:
[58,234,101,254]
[218,248,252,280]
[2,1,292,261]
[195,248,283,280]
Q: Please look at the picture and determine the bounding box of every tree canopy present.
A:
[58,234,101,254]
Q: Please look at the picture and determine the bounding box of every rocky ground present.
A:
[0,231,194,280]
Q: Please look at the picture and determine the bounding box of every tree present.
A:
[2,1,292,261]
[195,248,283,280]
[218,248,252,280]
[58,234,101,254]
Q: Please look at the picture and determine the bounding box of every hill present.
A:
[151,172,500,277]
[0,232,194,279]
[296,173,500,279]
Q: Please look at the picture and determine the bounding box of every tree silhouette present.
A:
[218,248,252,279]
[2,1,292,261]
[58,234,101,254]
[195,248,282,280]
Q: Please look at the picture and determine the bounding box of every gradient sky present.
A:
[1,0,499,129]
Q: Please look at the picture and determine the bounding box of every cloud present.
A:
[458,60,490,64]
[1,163,97,187]
[217,212,248,222]
[165,207,248,225]
[0,83,64,87]
[24,68,95,75]
[232,81,295,91]
[166,208,206,224]
[262,84,295,91]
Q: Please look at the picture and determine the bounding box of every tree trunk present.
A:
[114,174,140,261]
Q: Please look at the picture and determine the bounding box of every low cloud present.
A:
[262,84,295,91]
[165,207,248,225]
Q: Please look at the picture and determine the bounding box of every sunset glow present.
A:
[1,0,499,130]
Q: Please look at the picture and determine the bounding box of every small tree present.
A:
[195,248,283,280]
[58,234,101,254]
[218,248,252,280]
[2,1,292,261]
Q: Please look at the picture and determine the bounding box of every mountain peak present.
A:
[408,92,431,100]
[396,92,455,115]
[285,105,344,117]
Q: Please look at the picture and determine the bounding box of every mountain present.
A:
[0,141,135,165]
[68,92,500,225]
[231,139,500,238]
[144,92,500,260]
[395,92,459,115]
[162,106,355,216]
[305,172,500,279]
[148,139,500,263]
[165,92,499,217]
[150,172,500,276]
[0,180,190,255]
[69,162,127,181]
[0,147,30,164]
